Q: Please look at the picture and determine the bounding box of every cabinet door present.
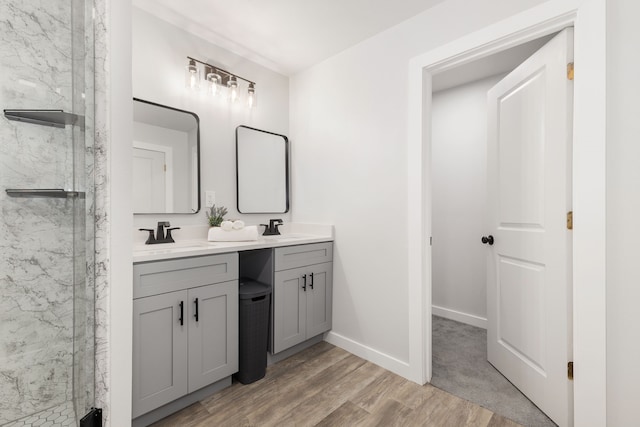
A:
[306,262,333,338]
[273,267,307,353]
[188,281,238,392]
[132,291,188,418]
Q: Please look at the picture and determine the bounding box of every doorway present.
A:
[429,33,562,426]
[407,4,607,426]
[132,140,174,212]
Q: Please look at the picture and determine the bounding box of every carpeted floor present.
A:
[431,316,557,427]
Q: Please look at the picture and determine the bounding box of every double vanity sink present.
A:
[131,223,334,427]
[133,226,332,262]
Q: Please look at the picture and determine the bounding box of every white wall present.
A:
[606,0,640,424]
[290,0,547,368]
[431,75,503,327]
[132,8,290,232]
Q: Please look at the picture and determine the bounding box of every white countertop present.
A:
[133,223,334,263]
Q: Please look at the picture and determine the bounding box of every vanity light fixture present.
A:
[185,57,256,108]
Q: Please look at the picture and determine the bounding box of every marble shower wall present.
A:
[0,0,80,424]
[92,0,111,422]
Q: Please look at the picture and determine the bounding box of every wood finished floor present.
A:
[151,342,522,427]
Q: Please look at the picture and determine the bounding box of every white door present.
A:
[132,146,166,212]
[486,29,573,426]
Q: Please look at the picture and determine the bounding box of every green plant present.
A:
[206,204,228,227]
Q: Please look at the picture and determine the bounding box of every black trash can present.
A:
[235,279,272,384]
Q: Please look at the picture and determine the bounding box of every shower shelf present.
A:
[6,189,84,199]
[4,109,84,129]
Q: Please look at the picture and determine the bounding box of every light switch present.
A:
[205,191,216,208]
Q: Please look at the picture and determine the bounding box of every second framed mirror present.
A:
[236,125,289,214]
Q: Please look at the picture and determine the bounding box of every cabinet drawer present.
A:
[134,253,238,299]
[274,242,333,271]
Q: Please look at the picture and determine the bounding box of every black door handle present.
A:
[481,235,494,245]
[194,298,199,322]
[309,272,314,289]
[302,274,307,291]
[179,301,184,326]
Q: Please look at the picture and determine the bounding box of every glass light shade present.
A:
[185,59,200,91]
[247,83,256,108]
[227,76,239,103]
[205,68,222,97]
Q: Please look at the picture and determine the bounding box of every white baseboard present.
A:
[324,331,411,379]
[432,305,487,329]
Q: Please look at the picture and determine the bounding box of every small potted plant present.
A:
[206,204,228,227]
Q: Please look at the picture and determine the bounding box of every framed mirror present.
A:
[236,125,289,213]
[132,98,200,214]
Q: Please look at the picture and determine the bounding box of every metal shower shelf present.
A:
[4,109,84,128]
[6,189,83,199]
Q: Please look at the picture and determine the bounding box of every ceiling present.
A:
[132,0,446,75]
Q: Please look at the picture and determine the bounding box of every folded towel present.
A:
[220,220,233,231]
[232,220,245,230]
[208,225,259,242]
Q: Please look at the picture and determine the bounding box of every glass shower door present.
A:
[0,0,96,425]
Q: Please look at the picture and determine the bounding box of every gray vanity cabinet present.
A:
[132,253,238,419]
[272,243,333,354]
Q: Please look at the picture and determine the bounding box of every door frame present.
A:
[407,1,606,425]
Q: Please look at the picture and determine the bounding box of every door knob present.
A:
[481,235,494,245]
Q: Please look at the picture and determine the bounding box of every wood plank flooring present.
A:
[151,342,522,427]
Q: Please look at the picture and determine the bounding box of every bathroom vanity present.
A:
[131,225,333,426]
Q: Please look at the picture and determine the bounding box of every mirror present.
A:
[236,125,289,213]
[132,98,200,214]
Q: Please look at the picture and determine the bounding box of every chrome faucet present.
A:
[260,219,283,236]
[139,221,181,244]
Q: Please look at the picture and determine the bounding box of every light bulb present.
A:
[247,82,256,108]
[227,76,239,103]
[184,59,200,91]
[205,66,221,97]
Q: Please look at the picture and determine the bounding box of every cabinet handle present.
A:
[302,274,307,292]
[179,301,184,326]
[309,272,314,289]
[194,298,199,322]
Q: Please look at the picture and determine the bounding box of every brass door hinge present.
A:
[567,63,574,80]
[568,361,574,380]
[567,211,573,230]
[164,164,167,172]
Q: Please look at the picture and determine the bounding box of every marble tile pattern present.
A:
[0,0,92,424]
[92,0,111,424]
[3,401,76,427]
